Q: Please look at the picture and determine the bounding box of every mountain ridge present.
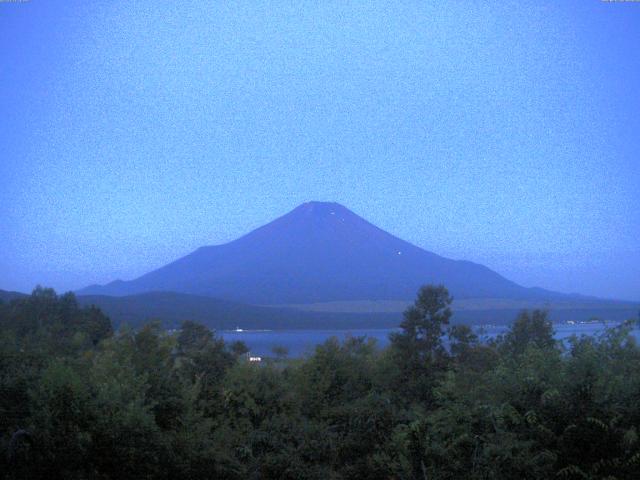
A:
[77,202,598,304]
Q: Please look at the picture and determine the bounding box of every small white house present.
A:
[249,356,262,363]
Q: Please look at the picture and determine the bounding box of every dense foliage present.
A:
[1,285,639,479]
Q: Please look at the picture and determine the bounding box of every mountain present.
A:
[78,201,590,305]
[0,289,28,303]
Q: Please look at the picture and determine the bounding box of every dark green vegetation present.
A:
[2,286,639,479]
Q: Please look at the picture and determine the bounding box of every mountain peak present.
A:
[291,201,353,216]
[235,200,372,247]
[77,203,570,304]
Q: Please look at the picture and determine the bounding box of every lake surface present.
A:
[219,322,640,358]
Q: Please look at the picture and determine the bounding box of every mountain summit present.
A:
[79,202,566,304]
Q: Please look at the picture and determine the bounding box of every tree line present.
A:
[1,285,639,479]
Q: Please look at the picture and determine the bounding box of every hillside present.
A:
[78,202,583,305]
[0,289,27,303]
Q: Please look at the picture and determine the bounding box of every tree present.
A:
[393,284,453,358]
[175,321,234,417]
[4,283,640,479]
[230,341,249,357]
[25,361,93,480]
[501,309,555,356]
[271,345,289,360]
[388,285,453,402]
[177,320,213,355]
[448,324,479,361]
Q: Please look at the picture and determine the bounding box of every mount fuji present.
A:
[78,201,581,305]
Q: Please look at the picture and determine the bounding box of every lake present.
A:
[219,322,640,358]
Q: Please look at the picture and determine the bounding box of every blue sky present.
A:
[1,1,639,300]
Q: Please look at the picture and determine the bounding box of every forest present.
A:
[1,285,639,479]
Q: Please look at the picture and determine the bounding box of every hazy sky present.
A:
[1,1,639,301]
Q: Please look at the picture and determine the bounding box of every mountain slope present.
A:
[78,201,582,304]
[0,289,28,303]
